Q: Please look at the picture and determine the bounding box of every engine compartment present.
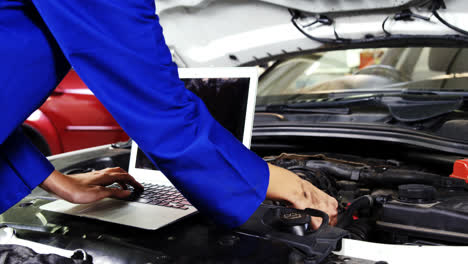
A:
[44,138,468,262]
[264,151,468,246]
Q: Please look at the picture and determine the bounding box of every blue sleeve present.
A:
[31,0,270,228]
[0,128,54,213]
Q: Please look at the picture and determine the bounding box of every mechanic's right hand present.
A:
[40,168,143,204]
[265,163,338,229]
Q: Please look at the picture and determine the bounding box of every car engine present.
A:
[264,153,468,246]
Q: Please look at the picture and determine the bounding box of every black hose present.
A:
[305,161,361,180]
[360,169,440,186]
[305,160,441,186]
[337,195,373,228]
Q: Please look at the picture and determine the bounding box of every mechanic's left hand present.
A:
[40,167,143,204]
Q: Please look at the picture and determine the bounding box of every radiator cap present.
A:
[398,184,435,204]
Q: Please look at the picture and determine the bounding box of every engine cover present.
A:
[377,189,468,244]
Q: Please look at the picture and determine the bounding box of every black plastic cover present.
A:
[398,184,436,203]
[379,195,468,243]
[384,94,463,122]
[237,205,349,264]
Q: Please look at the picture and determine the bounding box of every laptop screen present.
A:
[135,71,256,171]
[182,77,249,141]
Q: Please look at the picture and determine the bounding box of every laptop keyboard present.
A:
[109,183,192,210]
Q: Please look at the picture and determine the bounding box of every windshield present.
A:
[258,47,468,105]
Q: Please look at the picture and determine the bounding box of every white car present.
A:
[158,1,468,263]
[2,1,468,264]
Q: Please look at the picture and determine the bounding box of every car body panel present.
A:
[24,110,62,154]
[25,70,129,155]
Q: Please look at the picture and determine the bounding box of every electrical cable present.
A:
[289,6,468,45]
[382,16,392,36]
[382,10,432,37]
[336,195,374,229]
[288,9,345,44]
[432,9,468,36]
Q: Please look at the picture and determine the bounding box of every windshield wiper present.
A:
[258,93,464,122]
[257,95,382,115]
[401,89,468,97]
[258,105,351,115]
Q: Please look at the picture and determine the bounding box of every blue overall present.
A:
[0,0,269,228]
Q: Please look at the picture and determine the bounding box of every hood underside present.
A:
[156,0,468,67]
[157,0,432,14]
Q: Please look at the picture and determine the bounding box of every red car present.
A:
[23,69,129,156]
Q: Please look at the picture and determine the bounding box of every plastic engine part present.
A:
[237,204,348,264]
[398,184,436,204]
[450,159,468,183]
[378,194,468,244]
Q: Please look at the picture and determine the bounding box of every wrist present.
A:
[40,170,72,199]
[40,170,59,191]
[266,163,305,203]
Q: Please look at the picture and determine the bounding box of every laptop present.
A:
[41,67,259,230]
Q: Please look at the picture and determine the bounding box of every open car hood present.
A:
[157,0,432,14]
[157,0,468,67]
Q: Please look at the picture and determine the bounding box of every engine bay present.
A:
[264,152,468,246]
[3,139,467,264]
[51,140,468,250]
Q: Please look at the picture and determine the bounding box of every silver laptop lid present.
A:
[129,67,259,180]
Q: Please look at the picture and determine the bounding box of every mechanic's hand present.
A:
[40,168,143,204]
[266,163,338,229]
